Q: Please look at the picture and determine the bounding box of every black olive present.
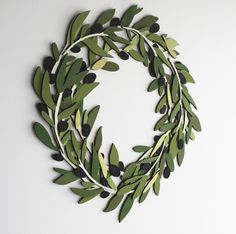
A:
[83,73,96,84]
[110,17,121,26]
[118,51,129,60]
[100,191,110,199]
[175,61,181,64]
[163,166,171,179]
[70,45,81,53]
[149,23,160,33]
[148,48,155,61]
[51,153,64,161]
[177,139,184,149]
[158,77,165,86]
[91,23,103,33]
[141,163,152,171]
[43,56,54,72]
[101,178,109,187]
[63,88,72,98]
[36,103,48,113]
[80,61,87,72]
[179,73,186,84]
[74,167,86,178]
[163,147,169,153]
[109,165,120,177]
[160,105,167,114]
[156,146,162,155]
[58,121,68,132]
[118,161,125,171]
[154,135,160,142]
[153,43,159,49]
[49,73,56,84]
[82,124,91,137]
[148,61,156,77]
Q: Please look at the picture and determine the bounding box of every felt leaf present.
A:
[91,59,107,70]
[133,15,158,29]
[132,145,150,153]
[171,75,179,102]
[122,163,136,180]
[139,188,150,203]
[170,102,180,121]
[147,79,158,92]
[182,95,193,114]
[147,34,166,48]
[165,153,174,172]
[56,58,66,93]
[151,133,166,156]
[99,153,108,178]
[80,139,87,163]
[71,188,102,198]
[42,71,55,110]
[155,48,170,68]
[33,122,57,150]
[154,115,168,131]
[71,131,81,156]
[58,104,77,121]
[170,132,178,157]
[180,70,195,83]
[189,113,201,132]
[33,67,43,98]
[54,171,78,185]
[83,38,112,57]
[91,144,99,181]
[61,131,71,145]
[118,194,134,222]
[87,105,100,129]
[175,62,189,72]
[153,177,160,195]
[102,61,119,71]
[51,42,60,60]
[74,83,99,102]
[121,5,143,27]
[143,174,158,193]
[104,195,124,212]
[117,182,138,196]
[182,87,197,109]
[103,37,119,53]
[128,50,144,62]
[96,9,115,24]
[139,37,148,66]
[155,95,166,113]
[109,143,119,166]
[41,111,54,127]
[75,109,81,129]
[70,11,90,43]
[177,148,185,166]
[132,175,148,199]
[94,127,102,151]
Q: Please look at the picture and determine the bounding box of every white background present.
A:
[0,0,236,233]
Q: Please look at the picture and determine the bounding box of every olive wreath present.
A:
[33,5,201,222]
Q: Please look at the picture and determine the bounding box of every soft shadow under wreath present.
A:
[32,5,201,222]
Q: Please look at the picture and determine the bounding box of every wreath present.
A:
[33,5,201,222]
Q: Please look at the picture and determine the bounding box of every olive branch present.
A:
[33,5,201,222]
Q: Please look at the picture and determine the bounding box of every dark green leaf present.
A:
[133,175,148,199]
[133,15,158,29]
[74,83,99,102]
[128,50,144,62]
[104,195,124,212]
[119,194,134,222]
[51,42,60,61]
[58,104,77,121]
[96,9,115,24]
[94,127,102,151]
[189,113,201,132]
[42,71,55,110]
[54,171,78,185]
[155,95,166,113]
[154,115,168,131]
[165,153,174,172]
[87,105,100,129]
[33,67,43,98]
[132,145,150,153]
[91,144,99,181]
[171,75,179,102]
[179,70,195,83]
[121,5,143,27]
[56,58,66,93]
[182,87,197,109]
[109,144,119,166]
[117,182,138,196]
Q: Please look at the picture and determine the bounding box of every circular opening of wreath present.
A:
[33,5,201,222]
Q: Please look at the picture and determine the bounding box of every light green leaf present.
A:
[91,59,107,70]
[99,153,108,178]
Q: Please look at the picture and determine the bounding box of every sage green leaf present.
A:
[155,48,170,68]
[155,95,166,113]
[103,37,119,52]
[109,35,130,44]
[117,182,138,196]
[143,174,158,193]
[133,15,158,29]
[65,141,80,166]
[185,123,192,144]
[33,67,43,98]
[58,103,77,121]
[175,62,189,72]
[132,145,150,153]
[83,38,112,57]
[71,188,102,198]
[56,58,66,93]
[179,70,195,83]
[80,139,87,163]
[128,49,144,62]
[94,127,102,151]
[42,71,55,110]
[107,176,117,190]
[88,38,98,66]
[122,163,136,180]
[96,9,115,24]
[154,115,168,131]
[160,123,175,132]
[121,5,143,27]
[139,188,150,203]
[87,105,100,129]
[133,175,148,199]
[147,34,166,48]
[182,87,197,109]
[71,131,81,156]
[109,143,119,166]
[51,42,60,61]
[171,75,179,102]
[189,113,201,132]
[182,95,193,114]
[170,102,180,121]
[124,175,143,184]
[41,111,54,127]
[139,37,148,66]
[99,152,108,178]
[91,59,107,70]
[54,171,78,185]
[53,167,69,174]
[91,144,99,181]
[102,61,119,71]
[164,37,179,58]
[74,83,99,102]
[170,132,178,157]
[33,122,57,150]
[104,195,124,212]
[151,133,166,156]
[70,11,90,43]
[165,153,174,172]
[119,194,134,222]
[153,177,160,195]
[61,131,70,146]
[147,79,158,92]
[177,148,185,166]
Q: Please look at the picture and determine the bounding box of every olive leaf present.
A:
[87,105,100,129]
[133,15,158,29]
[104,195,124,212]
[94,127,102,151]
[96,9,115,25]
[109,143,119,166]
[74,83,99,103]
[54,170,78,185]
[91,59,107,70]
[147,79,158,92]
[118,194,134,222]
[132,145,150,153]
[121,5,143,27]
[102,61,119,71]
[51,42,60,60]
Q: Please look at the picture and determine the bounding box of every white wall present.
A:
[0,0,236,233]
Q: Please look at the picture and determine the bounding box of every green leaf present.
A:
[147,34,166,48]
[58,103,77,121]
[179,70,195,83]
[75,109,81,129]
[154,115,168,131]
[74,83,99,102]
[143,174,158,193]
[33,67,43,98]
[91,144,100,181]
[155,95,166,113]
[133,15,158,29]
[139,37,148,66]
[70,11,90,43]
[170,132,178,157]
[182,87,197,109]
[165,153,174,172]
[54,171,78,185]
[51,42,60,61]
[83,38,112,57]
[109,143,119,166]
[87,105,100,129]
[155,48,170,68]
[132,145,150,153]
[128,50,144,62]
[121,5,143,27]
[42,71,55,110]
[80,139,87,163]
[117,182,138,196]
[104,195,124,212]
[33,122,57,150]
[132,175,148,199]
[94,127,102,151]
[175,62,189,72]
[182,95,193,114]
[189,113,201,132]
[96,9,115,24]
[171,75,179,102]
[91,59,107,70]
[122,163,136,180]
[56,58,66,93]
[103,37,119,53]
[160,123,175,132]
[102,61,119,71]
[118,194,134,222]
[153,177,160,195]
[71,187,102,197]
[71,131,81,156]
[170,102,180,121]
[177,148,185,166]
[139,188,150,203]
[147,79,158,92]
[98,152,108,178]
[41,111,54,127]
